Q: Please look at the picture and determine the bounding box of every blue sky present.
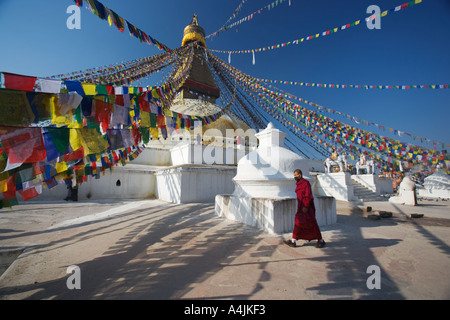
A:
[0,0,449,149]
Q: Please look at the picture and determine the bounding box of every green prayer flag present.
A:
[96,85,109,95]
[46,127,70,153]
[139,128,150,144]
[150,113,157,128]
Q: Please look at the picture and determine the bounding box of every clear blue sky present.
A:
[0,0,449,149]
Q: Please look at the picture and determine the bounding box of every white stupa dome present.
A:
[232,123,311,198]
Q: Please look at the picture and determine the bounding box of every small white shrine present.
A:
[215,123,336,234]
[417,165,450,199]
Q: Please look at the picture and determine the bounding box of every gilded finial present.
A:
[191,14,198,26]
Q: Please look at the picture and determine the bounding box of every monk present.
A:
[284,169,326,248]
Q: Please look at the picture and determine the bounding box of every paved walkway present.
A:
[0,198,449,300]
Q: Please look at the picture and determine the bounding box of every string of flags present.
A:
[254,78,449,90]
[209,0,423,55]
[206,0,250,39]
[208,52,449,151]
[207,51,448,172]
[74,0,172,52]
[207,0,291,39]
[46,45,192,86]
[255,80,450,149]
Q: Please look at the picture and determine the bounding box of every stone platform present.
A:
[215,195,336,234]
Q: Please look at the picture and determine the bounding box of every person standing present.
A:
[64,172,78,202]
[284,169,325,248]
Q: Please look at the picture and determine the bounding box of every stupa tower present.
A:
[178,14,220,104]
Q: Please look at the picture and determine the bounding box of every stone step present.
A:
[351,180,387,202]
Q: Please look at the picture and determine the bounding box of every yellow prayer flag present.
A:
[69,128,83,151]
[51,95,74,127]
[79,128,109,155]
[140,111,150,127]
[150,127,159,140]
[55,161,68,173]
[0,179,7,193]
[81,83,96,95]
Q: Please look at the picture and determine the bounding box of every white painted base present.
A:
[389,176,417,206]
[132,147,171,166]
[21,164,156,202]
[389,191,417,206]
[417,172,450,199]
[170,143,246,166]
[417,188,450,199]
[313,172,357,201]
[215,194,336,234]
[155,164,237,204]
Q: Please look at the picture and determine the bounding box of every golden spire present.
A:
[182,14,206,48]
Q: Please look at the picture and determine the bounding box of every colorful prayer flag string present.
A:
[74,0,172,52]
[254,78,449,90]
[206,0,290,39]
[208,0,423,54]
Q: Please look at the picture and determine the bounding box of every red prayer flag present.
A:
[106,86,114,95]
[64,146,85,162]
[139,95,150,112]
[3,72,37,91]
[18,187,39,201]
[0,127,46,164]
[157,114,166,128]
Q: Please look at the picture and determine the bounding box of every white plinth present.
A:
[313,172,357,201]
[389,191,417,206]
[170,142,246,166]
[215,195,336,234]
[155,164,237,204]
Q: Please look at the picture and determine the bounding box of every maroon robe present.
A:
[292,178,323,241]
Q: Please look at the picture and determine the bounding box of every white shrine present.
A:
[416,165,450,199]
[215,123,336,234]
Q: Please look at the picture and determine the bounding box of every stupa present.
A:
[149,15,257,204]
[417,164,450,199]
[215,123,336,234]
[169,14,254,143]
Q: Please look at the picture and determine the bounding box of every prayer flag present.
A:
[0,127,46,164]
[65,80,85,95]
[82,83,97,95]
[3,72,36,91]
[0,89,35,125]
[18,185,39,201]
[39,79,62,93]
[63,146,84,162]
